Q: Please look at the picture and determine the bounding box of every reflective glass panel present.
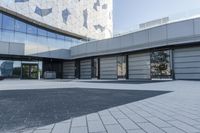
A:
[13,61,21,78]
[151,50,172,79]
[38,28,47,36]
[14,32,27,43]
[117,56,127,79]
[0,13,2,28]
[0,60,14,78]
[27,24,37,35]
[15,20,27,32]
[1,29,15,42]
[57,34,65,40]
[2,14,14,30]
[47,31,56,38]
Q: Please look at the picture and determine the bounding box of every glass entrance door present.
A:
[117,56,127,79]
[22,64,38,79]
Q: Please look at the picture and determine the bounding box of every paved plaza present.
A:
[0,80,200,133]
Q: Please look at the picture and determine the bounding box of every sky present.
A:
[113,0,200,34]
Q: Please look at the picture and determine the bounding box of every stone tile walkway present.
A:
[1,80,200,133]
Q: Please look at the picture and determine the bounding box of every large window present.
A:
[15,20,27,33]
[38,28,47,37]
[2,14,14,30]
[0,11,84,55]
[27,24,37,35]
[0,13,2,28]
[151,50,172,79]
[117,56,127,79]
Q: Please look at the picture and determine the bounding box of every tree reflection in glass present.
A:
[151,50,171,79]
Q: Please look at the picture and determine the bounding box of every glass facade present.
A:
[0,12,85,56]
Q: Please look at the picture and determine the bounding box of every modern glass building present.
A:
[1,0,200,80]
[0,0,113,79]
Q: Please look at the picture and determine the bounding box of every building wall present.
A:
[100,56,117,79]
[63,61,75,79]
[128,53,151,79]
[174,46,200,79]
[80,59,92,79]
[70,18,200,59]
[0,0,113,40]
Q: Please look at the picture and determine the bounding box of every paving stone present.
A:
[109,107,120,112]
[110,111,127,119]
[134,110,153,118]
[138,122,165,133]
[21,130,34,133]
[61,119,71,123]
[99,110,110,116]
[70,126,88,133]
[51,122,70,133]
[88,120,106,133]
[127,129,146,133]
[101,116,118,125]
[173,115,200,125]
[194,125,200,129]
[105,124,126,133]
[118,118,140,130]
[87,113,100,121]
[168,120,200,133]
[72,116,86,127]
[37,124,54,130]
[146,117,171,128]
[162,127,185,133]
[33,130,51,133]
[151,112,175,121]
[128,113,147,123]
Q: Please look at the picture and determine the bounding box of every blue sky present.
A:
[113,0,200,34]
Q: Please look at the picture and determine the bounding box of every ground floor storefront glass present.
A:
[150,50,172,79]
[117,56,127,79]
[0,60,42,79]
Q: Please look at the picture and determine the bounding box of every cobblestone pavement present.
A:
[1,80,200,133]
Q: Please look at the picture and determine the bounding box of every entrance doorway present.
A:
[117,56,127,79]
[21,64,39,79]
[92,58,99,79]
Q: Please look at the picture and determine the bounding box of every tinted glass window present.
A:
[15,20,27,32]
[65,36,72,41]
[2,14,14,30]
[57,34,65,40]
[27,24,37,35]
[38,28,47,36]
[47,31,56,38]
[0,13,2,28]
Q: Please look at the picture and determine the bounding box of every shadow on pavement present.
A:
[0,88,171,132]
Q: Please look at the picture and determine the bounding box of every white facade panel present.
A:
[194,18,200,35]
[0,41,9,54]
[167,20,194,39]
[133,30,149,45]
[149,25,167,42]
[9,42,25,55]
[120,34,134,48]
